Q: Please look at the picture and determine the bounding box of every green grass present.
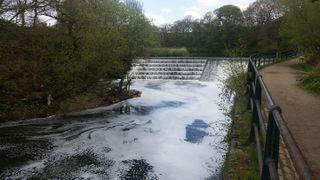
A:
[187,48,219,57]
[222,71,258,180]
[293,63,313,72]
[300,73,320,95]
[293,62,320,95]
[58,93,103,114]
[222,95,260,180]
[148,48,190,57]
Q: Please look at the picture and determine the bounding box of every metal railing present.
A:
[246,51,312,180]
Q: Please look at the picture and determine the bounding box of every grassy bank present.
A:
[222,95,259,179]
[220,61,259,179]
[294,62,320,95]
[148,48,190,57]
[0,86,140,122]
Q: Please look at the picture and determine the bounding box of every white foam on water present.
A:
[51,80,230,179]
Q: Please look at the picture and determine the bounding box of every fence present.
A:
[246,51,312,180]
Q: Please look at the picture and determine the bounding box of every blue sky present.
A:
[141,0,256,26]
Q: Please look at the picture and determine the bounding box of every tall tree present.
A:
[0,0,158,112]
[213,5,246,52]
[214,5,244,26]
[244,0,281,27]
[281,0,320,62]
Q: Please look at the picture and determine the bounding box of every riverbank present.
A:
[0,87,141,122]
[220,59,260,179]
[221,95,259,179]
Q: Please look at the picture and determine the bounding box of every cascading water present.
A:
[130,57,248,81]
[131,58,207,80]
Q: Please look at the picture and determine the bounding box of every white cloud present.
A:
[196,0,219,7]
[184,6,204,19]
[160,8,173,13]
[141,0,256,25]
[183,0,255,19]
[216,0,256,10]
[183,0,218,19]
[145,12,166,26]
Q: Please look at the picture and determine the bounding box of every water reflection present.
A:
[185,120,209,143]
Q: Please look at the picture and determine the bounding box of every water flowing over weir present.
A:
[131,57,248,81]
[0,57,247,180]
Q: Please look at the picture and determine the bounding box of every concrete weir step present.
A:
[131,58,207,80]
[130,57,249,81]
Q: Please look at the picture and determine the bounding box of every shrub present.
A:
[148,48,190,57]
[300,72,320,95]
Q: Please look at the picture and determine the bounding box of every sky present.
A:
[141,0,256,26]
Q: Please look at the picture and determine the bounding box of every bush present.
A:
[300,72,320,95]
[295,61,320,95]
[187,48,222,57]
[148,48,190,57]
[294,63,313,72]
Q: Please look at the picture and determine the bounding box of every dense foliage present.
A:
[147,48,190,57]
[281,0,320,64]
[0,0,158,120]
[280,0,320,95]
[156,1,287,56]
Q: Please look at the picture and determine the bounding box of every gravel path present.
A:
[260,59,320,178]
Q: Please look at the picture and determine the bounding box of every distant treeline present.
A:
[155,0,320,59]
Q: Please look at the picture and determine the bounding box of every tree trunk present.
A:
[20,0,27,26]
[33,0,38,27]
[119,78,124,95]
[16,1,24,26]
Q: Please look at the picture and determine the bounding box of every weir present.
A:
[131,57,249,81]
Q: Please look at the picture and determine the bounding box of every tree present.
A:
[155,4,248,56]
[212,5,246,53]
[124,0,143,12]
[281,0,320,63]
[170,16,194,46]
[202,11,215,24]
[244,0,281,27]
[214,5,244,26]
[0,0,158,115]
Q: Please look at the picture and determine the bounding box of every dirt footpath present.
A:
[260,59,320,178]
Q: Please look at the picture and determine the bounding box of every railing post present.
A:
[248,74,262,143]
[262,107,281,180]
[269,56,271,64]
[255,76,262,104]
[247,62,252,110]
[248,100,257,144]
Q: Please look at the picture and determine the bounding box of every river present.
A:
[0,59,234,180]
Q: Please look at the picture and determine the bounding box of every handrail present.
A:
[246,51,312,180]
